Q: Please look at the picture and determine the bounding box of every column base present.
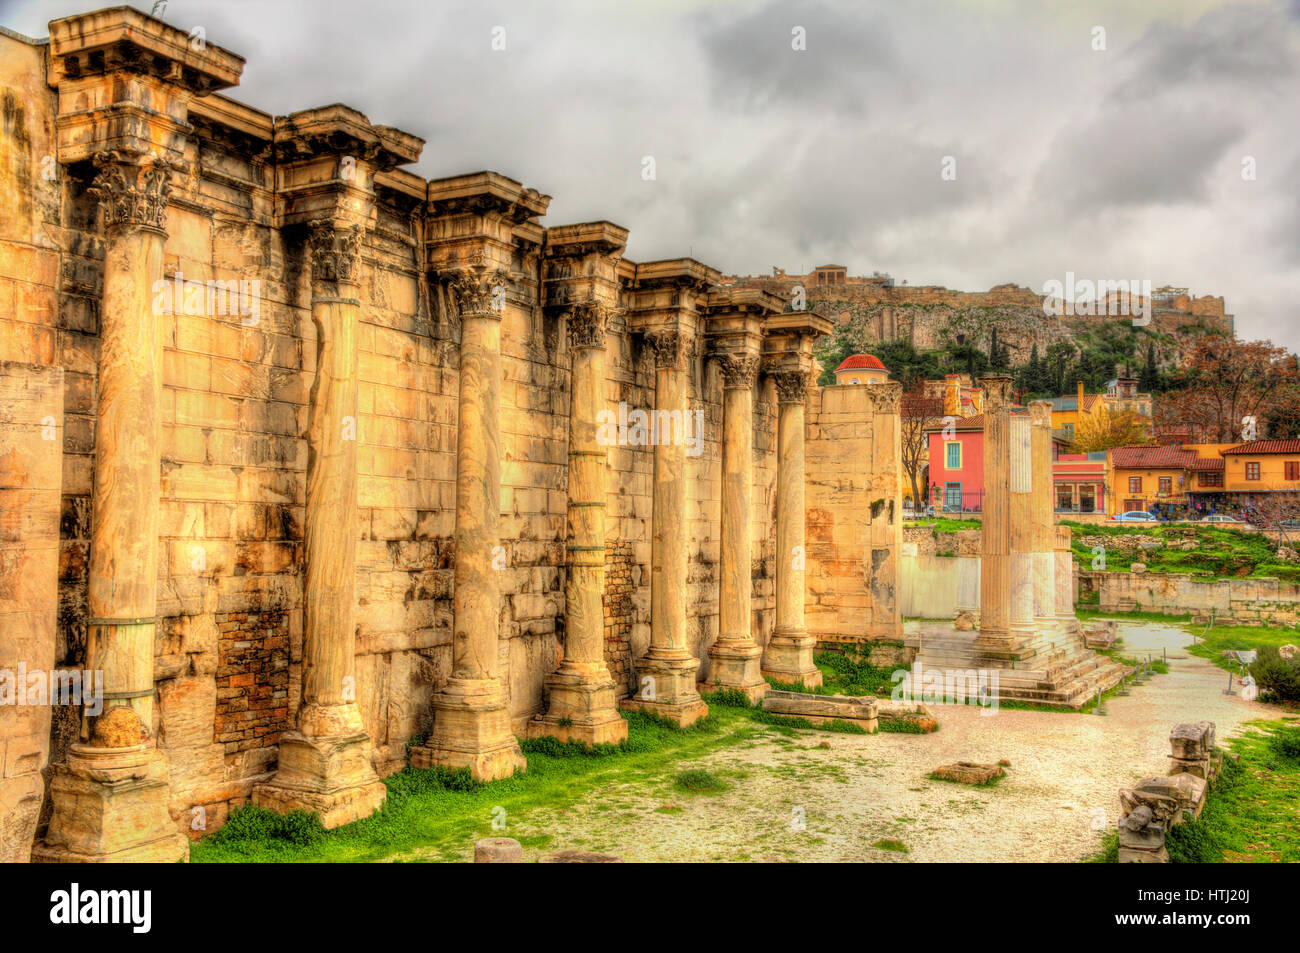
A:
[527,666,628,746]
[761,628,823,688]
[702,639,768,703]
[410,678,526,782]
[34,745,189,864]
[621,650,709,725]
[253,728,387,829]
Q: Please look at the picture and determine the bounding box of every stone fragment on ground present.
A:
[931,761,1004,785]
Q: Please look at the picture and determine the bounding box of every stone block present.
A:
[931,761,1004,785]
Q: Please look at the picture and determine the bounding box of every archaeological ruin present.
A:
[0,6,1130,864]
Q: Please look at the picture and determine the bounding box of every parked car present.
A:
[1203,515,1245,524]
[1112,511,1156,521]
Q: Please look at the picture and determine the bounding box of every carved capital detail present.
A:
[89,152,173,233]
[715,352,761,389]
[447,268,510,320]
[307,220,365,286]
[644,330,693,370]
[771,370,810,404]
[872,383,902,414]
[567,301,615,350]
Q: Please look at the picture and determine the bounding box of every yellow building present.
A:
[833,353,890,385]
[1106,444,1232,515]
[1221,440,1300,502]
[1047,382,1107,445]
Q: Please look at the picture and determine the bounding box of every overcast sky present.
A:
[7,0,1300,349]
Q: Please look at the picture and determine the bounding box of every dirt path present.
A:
[424,620,1273,862]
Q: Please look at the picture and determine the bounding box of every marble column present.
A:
[976,376,1013,649]
[411,269,526,781]
[703,352,767,702]
[1030,401,1059,636]
[622,330,708,725]
[1008,413,1038,645]
[761,370,821,687]
[1055,524,1079,634]
[255,219,386,827]
[38,153,188,863]
[530,303,628,744]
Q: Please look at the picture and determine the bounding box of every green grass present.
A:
[1090,719,1300,863]
[1185,623,1300,673]
[674,768,725,793]
[193,709,741,863]
[871,838,910,852]
[912,517,982,532]
[1061,521,1300,582]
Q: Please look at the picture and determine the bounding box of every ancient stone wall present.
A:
[0,24,790,840]
[1079,568,1300,625]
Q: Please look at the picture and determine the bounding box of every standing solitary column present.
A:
[976,376,1014,649]
[703,353,768,702]
[761,370,821,687]
[531,303,627,744]
[255,219,386,827]
[1055,525,1079,634]
[623,330,708,725]
[412,269,525,781]
[39,153,189,863]
[1029,401,1059,637]
[1008,413,1038,646]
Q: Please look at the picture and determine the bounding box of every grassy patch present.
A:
[1063,522,1300,581]
[674,768,726,793]
[871,838,910,852]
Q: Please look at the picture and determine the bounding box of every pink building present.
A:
[924,413,1092,512]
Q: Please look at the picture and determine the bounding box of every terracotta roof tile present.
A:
[835,353,887,372]
[1221,440,1300,455]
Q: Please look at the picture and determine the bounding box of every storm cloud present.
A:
[7,0,1299,348]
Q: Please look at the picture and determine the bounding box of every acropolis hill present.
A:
[726,266,1235,365]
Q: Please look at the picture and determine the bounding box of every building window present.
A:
[1128,476,1142,493]
[1057,485,1073,511]
[945,442,961,469]
[1079,485,1097,512]
[944,482,962,511]
[1063,422,1074,440]
[1246,462,1261,481]
[1199,471,1223,488]
[1287,461,1300,481]
[1159,476,1172,495]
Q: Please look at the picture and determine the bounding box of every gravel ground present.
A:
[484,619,1273,862]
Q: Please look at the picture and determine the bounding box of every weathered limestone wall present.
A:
[1079,569,1300,625]
[805,382,903,644]
[0,362,63,862]
[899,554,980,619]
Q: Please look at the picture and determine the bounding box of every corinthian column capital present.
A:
[89,151,175,234]
[715,352,761,390]
[306,219,365,290]
[770,369,810,404]
[446,268,511,320]
[567,301,618,350]
[644,329,694,370]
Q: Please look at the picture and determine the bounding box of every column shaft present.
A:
[761,374,820,686]
[978,377,1012,645]
[1008,414,1037,642]
[622,331,707,725]
[704,354,766,702]
[255,221,386,827]
[531,306,626,744]
[412,270,525,780]
[1030,401,1058,634]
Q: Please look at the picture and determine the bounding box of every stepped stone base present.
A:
[622,652,709,725]
[905,619,1128,708]
[34,745,189,863]
[761,690,878,732]
[761,630,824,689]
